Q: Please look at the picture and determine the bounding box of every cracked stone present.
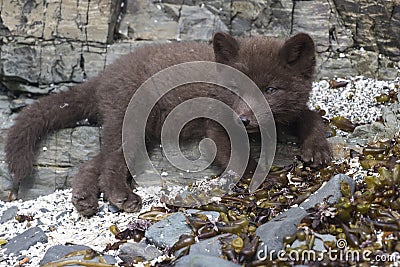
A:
[118,0,178,40]
[145,212,193,249]
[292,1,331,52]
[0,124,101,201]
[0,206,19,224]
[178,5,228,41]
[118,242,162,264]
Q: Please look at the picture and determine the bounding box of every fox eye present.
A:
[263,86,278,95]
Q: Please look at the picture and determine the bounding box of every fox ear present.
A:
[280,33,316,78]
[213,32,239,64]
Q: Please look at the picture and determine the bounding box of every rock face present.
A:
[3,227,48,256]
[0,126,101,201]
[333,0,400,61]
[0,0,399,200]
[0,0,398,95]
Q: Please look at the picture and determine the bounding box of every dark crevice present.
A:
[80,53,86,80]
[176,2,183,40]
[290,0,296,34]
[34,163,75,168]
[228,0,233,34]
[111,0,125,42]
[84,0,90,45]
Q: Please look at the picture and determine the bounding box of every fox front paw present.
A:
[72,189,99,217]
[104,187,142,213]
[301,137,332,167]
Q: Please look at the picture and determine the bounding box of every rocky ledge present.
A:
[0,76,399,266]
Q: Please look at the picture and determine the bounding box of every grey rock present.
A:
[231,17,252,36]
[39,244,90,265]
[1,44,41,84]
[328,136,363,160]
[256,206,308,258]
[55,211,69,221]
[3,227,48,256]
[378,56,400,80]
[81,48,108,80]
[145,212,192,249]
[0,164,13,201]
[2,81,50,95]
[348,50,379,78]
[328,10,354,53]
[188,234,236,258]
[175,254,241,267]
[39,208,50,213]
[40,42,85,84]
[253,0,293,36]
[350,122,386,145]
[0,95,11,114]
[316,53,357,80]
[0,125,100,201]
[1,1,119,43]
[0,206,19,223]
[256,174,355,257]
[333,0,400,60]
[9,98,36,112]
[108,204,121,213]
[145,142,222,186]
[231,1,268,36]
[299,174,355,210]
[40,245,116,266]
[185,209,220,221]
[0,95,13,130]
[317,47,398,80]
[178,5,228,41]
[273,143,301,167]
[291,233,336,252]
[314,233,337,251]
[118,242,162,263]
[105,42,137,66]
[118,0,178,40]
[292,1,330,52]
[350,103,400,144]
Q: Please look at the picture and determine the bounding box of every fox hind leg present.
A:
[72,154,103,216]
[98,147,142,212]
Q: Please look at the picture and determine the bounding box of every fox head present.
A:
[212,32,316,130]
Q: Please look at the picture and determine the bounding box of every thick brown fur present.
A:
[6,33,331,216]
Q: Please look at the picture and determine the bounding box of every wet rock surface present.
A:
[188,234,236,258]
[0,206,18,223]
[256,174,355,258]
[3,227,48,256]
[145,212,193,249]
[118,242,163,263]
[39,244,91,265]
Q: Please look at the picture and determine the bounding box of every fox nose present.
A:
[239,116,250,126]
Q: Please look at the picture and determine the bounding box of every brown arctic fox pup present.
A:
[6,32,331,216]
